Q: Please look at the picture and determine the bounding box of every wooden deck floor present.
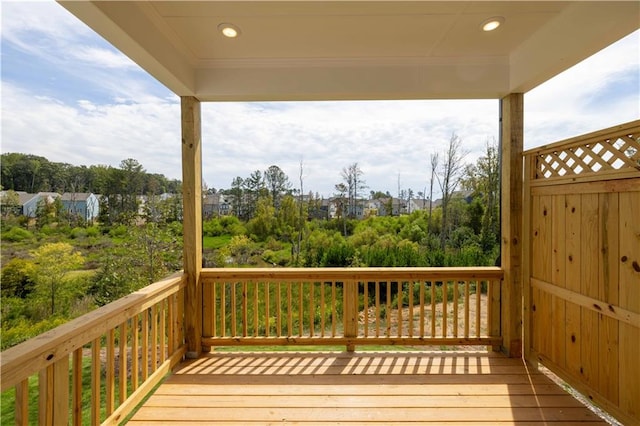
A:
[128,351,607,425]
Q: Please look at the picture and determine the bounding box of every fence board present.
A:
[524,120,640,425]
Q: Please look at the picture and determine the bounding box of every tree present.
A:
[436,133,467,251]
[340,163,366,218]
[30,243,85,316]
[0,190,20,218]
[462,139,500,250]
[334,182,348,236]
[427,152,439,233]
[264,165,291,210]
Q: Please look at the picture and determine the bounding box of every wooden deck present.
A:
[128,351,607,425]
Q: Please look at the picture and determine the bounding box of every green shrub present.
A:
[70,227,87,239]
[1,226,34,242]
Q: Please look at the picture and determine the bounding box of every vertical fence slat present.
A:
[442,281,448,337]
[430,282,436,338]
[476,281,482,337]
[161,301,168,363]
[141,310,149,382]
[309,282,315,337]
[375,282,381,338]
[72,348,82,426]
[408,281,414,338]
[52,357,69,426]
[132,313,140,391]
[465,281,470,338]
[254,282,259,337]
[241,282,247,337]
[276,283,282,337]
[419,282,425,338]
[151,305,159,372]
[119,321,128,405]
[397,282,403,338]
[220,283,226,337]
[39,365,53,426]
[298,282,304,337]
[91,338,101,426]
[453,280,459,338]
[106,329,115,416]
[15,379,29,426]
[386,282,391,337]
[287,283,293,337]
[320,282,326,337]
[265,282,270,337]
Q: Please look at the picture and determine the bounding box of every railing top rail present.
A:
[0,272,186,391]
[201,267,503,281]
[523,119,640,157]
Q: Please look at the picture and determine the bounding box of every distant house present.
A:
[203,193,231,218]
[60,192,100,222]
[0,191,61,217]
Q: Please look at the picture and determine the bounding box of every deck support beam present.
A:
[500,93,524,358]
[181,96,203,358]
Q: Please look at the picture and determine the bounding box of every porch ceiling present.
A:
[58,1,639,101]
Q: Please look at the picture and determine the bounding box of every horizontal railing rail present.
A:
[1,272,186,426]
[201,267,503,349]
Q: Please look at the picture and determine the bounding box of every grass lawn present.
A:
[203,235,232,250]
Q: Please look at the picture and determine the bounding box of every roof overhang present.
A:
[58,1,639,101]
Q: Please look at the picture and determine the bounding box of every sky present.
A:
[1,1,639,198]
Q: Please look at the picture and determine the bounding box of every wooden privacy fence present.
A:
[0,273,186,426]
[200,267,503,349]
[523,120,640,425]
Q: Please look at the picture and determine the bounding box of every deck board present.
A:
[128,351,606,425]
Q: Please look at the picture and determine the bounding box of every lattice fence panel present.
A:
[534,132,640,179]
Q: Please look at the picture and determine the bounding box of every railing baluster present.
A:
[132,313,139,391]
[442,281,447,337]
[241,282,247,337]
[265,282,270,337]
[141,310,149,381]
[287,283,293,337]
[106,329,115,415]
[220,283,226,337]
[465,281,470,338]
[397,282,402,338]
[419,282,425,337]
[453,280,459,338]
[307,282,316,337]
[298,282,303,337]
[118,321,127,405]
[331,282,337,337]
[363,281,369,338]
[430,281,436,338]
[39,364,53,426]
[91,338,101,426]
[408,281,414,338]
[231,282,237,337]
[386,282,391,337]
[254,281,259,337]
[476,280,482,337]
[160,301,166,363]
[320,282,326,337]
[72,348,82,426]
[16,379,29,426]
[151,305,158,372]
[375,281,380,338]
[276,282,282,336]
[53,357,69,426]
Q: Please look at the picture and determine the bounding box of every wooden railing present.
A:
[0,272,186,426]
[201,267,503,349]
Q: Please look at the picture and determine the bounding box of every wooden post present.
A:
[344,280,358,351]
[500,93,524,358]
[182,96,203,358]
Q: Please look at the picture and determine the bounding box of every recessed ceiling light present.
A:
[481,16,505,32]
[218,23,240,38]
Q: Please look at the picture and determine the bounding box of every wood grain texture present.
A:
[128,352,606,425]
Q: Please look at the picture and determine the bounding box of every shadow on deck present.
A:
[129,351,606,425]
